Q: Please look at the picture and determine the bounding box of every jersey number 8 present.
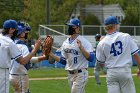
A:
[110,41,123,56]
[74,57,77,64]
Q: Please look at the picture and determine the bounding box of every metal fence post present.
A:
[81,26,84,35]
[63,25,66,34]
[100,26,102,35]
[38,25,40,36]
[134,26,136,36]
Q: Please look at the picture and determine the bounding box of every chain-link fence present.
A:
[39,25,140,49]
[38,25,140,68]
[39,25,140,36]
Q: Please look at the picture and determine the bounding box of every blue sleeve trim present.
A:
[16,40,26,45]
[11,54,22,60]
[131,49,139,55]
[87,52,95,62]
[59,57,66,65]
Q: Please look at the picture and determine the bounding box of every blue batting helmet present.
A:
[17,25,26,36]
[66,18,81,27]
[17,21,25,28]
[3,19,18,29]
[104,16,119,25]
[17,21,31,31]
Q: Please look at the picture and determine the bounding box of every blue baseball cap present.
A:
[17,25,26,36]
[104,16,119,25]
[66,18,81,27]
[3,19,18,29]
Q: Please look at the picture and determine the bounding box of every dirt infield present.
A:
[29,74,137,81]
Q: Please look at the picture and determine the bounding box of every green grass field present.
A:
[10,67,140,93]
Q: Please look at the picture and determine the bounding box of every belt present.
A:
[0,67,9,69]
[106,66,130,69]
[10,74,27,76]
[68,69,83,74]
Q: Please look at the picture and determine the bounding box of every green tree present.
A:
[0,0,24,27]
[84,14,100,25]
[0,0,139,38]
[22,0,46,38]
[122,3,140,25]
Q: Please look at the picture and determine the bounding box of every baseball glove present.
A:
[42,35,54,57]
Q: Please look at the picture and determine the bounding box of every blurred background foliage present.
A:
[0,0,139,38]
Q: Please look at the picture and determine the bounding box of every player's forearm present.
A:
[24,49,38,63]
[133,53,140,70]
[49,52,60,62]
[79,46,90,59]
[38,55,49,62]
[30,55,48,63]
[17,49,37,65]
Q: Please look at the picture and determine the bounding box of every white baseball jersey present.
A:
[10,39,30,75]
[61,35,93,70]
[96,31,139,69]
[0,34,22,68]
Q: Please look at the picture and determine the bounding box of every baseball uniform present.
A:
[96,31,139,93]
[61,34,93,93]
[10,39,30,93]
[94,34,106,85]
[0,34,22,93]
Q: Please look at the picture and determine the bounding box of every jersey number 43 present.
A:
[110,41,123,56]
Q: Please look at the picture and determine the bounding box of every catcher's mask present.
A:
[17,21,31,39]
[66,18,81,35]
[17,21,31,31]
[24,25,31,39]
[17,25,26,37]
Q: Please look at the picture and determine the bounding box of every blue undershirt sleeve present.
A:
[59,57,66,65]
[87,52,95,62]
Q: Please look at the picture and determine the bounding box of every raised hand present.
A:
[33,38,42,52]
[77,39,83,49]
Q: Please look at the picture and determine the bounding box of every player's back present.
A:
[98,31,139,68]
[0,34,14,68]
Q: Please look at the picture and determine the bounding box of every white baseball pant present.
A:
[94,61,106,84]
[106,67,136,93]
[0,68,9,93]
[9,74,29,93]
[68,69,88,93]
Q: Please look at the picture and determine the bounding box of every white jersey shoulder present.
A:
[0,34,22,68]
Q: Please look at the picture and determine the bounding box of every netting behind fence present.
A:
[39,25,69,50]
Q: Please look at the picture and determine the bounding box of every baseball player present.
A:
[9,24,48,93]
[96,16,140,93]
[48,18,94,93]
[0,19,41,93]
[94,34,106,85]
